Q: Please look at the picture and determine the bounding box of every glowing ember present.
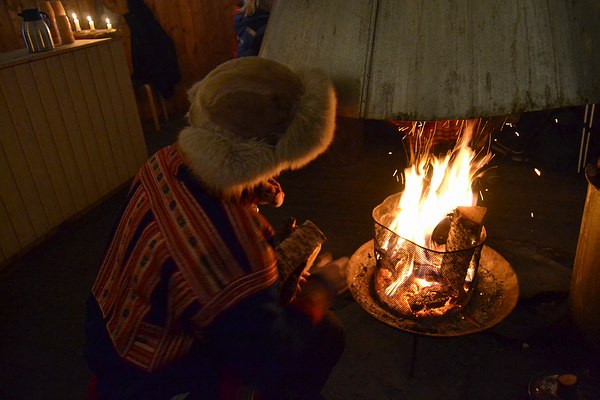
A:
[374,119,493,319]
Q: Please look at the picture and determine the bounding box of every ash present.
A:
[349,252,507,336]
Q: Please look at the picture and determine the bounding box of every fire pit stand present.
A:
[347,240,519,375]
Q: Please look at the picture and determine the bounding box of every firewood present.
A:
[276,220,327,304]
[407,283,456,318]
[441,206,487,290]
[456,205,487,226]
[431,215,452,245]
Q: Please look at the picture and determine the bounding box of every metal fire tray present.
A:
[348,240,519,336]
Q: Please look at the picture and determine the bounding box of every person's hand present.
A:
[295,270,311,293]
[280,268,311,305]
[254,178,285,207]
[313,251,333,268]
[291,256,349,324]
[311,256,349,295]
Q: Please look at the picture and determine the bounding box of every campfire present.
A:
[373,120,493,319]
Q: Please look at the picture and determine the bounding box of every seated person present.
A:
[84,56,347,400]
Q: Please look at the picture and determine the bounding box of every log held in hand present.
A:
[276,220,327,303]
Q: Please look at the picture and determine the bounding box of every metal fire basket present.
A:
[372,193,487,319]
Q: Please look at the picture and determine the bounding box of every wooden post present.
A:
[143,84,160,131]
[569,157,600,353]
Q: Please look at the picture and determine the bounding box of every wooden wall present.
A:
[1,0,239,117]
[142,0,239,113]
[0,39,147,266]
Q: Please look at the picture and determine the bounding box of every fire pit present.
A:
[347,120,518,335]
[348,240,518,336]
[373,193,487,319]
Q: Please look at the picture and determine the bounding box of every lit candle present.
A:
[87,15,95,30]
[71,13,81,31]
[106,18,112,30]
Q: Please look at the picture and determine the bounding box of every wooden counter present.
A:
[0,39,148,266]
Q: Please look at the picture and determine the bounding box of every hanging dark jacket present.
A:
[124,0,180,98]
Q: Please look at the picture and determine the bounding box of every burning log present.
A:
[441,205,487,290]
[431,215,451,246]
[370,119,493,319]
[407,283,457,318]
[372,195,489,319]
[275,220,327,304]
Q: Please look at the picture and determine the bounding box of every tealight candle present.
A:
[87,15,95,30]
[106,18,112,30]
[71,12,81,31]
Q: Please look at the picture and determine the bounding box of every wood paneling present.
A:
[0,39,147,266]
[1,0,238,117]
[0,1,25,52]
[144,0,238,113]
[0,0,240,262]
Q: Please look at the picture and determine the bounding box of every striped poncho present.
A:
[92,144,280,372]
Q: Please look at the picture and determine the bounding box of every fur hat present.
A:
[178,56,337,197]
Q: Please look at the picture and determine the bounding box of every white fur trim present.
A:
[276,69,337,170]
[178,67,337,197]
[178,125,279,196]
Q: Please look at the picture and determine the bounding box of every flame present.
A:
[389,119,493,248]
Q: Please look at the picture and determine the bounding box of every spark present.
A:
[555,118,559,123]
[393,169,398,177]
[389,151,393,155]
[505,122,514,127]
[515,131,520,137]
[534,168,541,176]
[479,191,484,201]
[530,212,534,218]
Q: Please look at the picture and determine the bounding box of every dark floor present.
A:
[1,113,600,400]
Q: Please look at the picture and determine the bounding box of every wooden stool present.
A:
[142,84,169,131]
